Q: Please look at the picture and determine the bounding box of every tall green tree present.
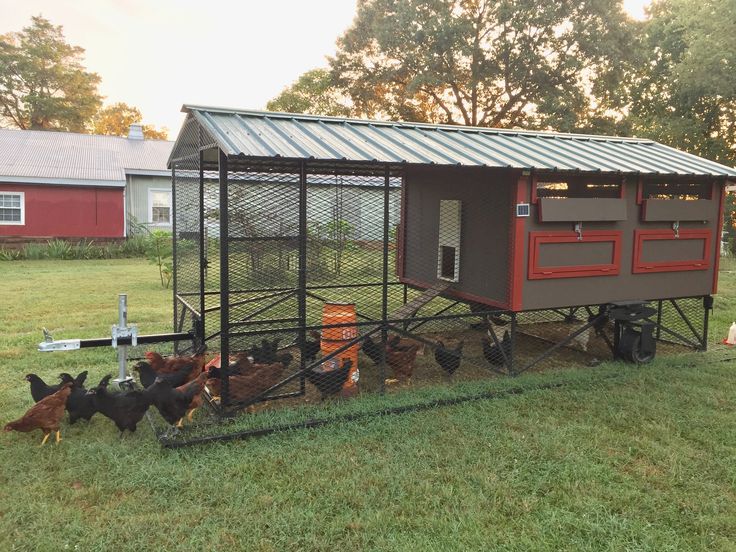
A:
[627,0,736,164]
[328,0,636,130]
[92,102,168,139]
[0,15,102,131]
[267,69,352,117]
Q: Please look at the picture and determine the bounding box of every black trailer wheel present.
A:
[626,334,655,364]
[619,325,656,364]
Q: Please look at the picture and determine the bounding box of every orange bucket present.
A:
[321,302,359,397]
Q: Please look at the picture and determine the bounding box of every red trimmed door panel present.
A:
[528,231,622,280]
[632,229,711,273]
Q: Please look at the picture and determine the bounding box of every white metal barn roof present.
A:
[174,105,736,178]
[0,128,173,187]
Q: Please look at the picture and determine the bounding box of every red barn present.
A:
[0,126,172,242]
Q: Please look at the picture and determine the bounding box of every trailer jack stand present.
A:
[38,294,197,389]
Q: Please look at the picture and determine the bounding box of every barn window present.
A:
[149,189,172,225]
[437,199,461,282]
[641,180,711,201]
[535,178,622,201]
[0,191,24,225]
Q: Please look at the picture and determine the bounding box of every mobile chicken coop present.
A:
[163,105,735,446]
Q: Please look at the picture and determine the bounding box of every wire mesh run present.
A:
[163,130,714,446]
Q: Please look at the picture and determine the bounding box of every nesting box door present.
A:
[437,199,462,282]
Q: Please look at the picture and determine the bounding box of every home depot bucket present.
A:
[321,302,359,397]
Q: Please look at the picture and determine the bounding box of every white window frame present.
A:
[0,191,25,225]
[148,188,172,226]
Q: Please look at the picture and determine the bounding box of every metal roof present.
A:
[0,128,173,187]
[175,105,736,178]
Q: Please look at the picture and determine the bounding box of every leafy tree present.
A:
[328,0,635,130]
[92,102,168,139]
[0,16,102,131]
[626,0,736,164]
[267,69,352,116]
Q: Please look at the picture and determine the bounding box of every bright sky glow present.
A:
[623,0,653,20]
[0,0,357,137]
[1,0,651,138]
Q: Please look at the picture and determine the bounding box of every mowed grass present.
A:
[0,259,735,551]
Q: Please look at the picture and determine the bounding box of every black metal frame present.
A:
[165,127,713,446]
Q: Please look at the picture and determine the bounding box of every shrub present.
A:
[22,243,46,260]
[121,234,148,257]
[45,239,74,260]
[73,240,104,260]
[144,230,173,288]
[0,247,20,261]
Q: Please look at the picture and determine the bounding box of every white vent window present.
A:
[0,191,24,225]
[437,199,461,282]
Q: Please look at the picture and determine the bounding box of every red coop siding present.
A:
[0,183,124,239]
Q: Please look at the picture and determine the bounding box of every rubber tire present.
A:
[626,335,655,364]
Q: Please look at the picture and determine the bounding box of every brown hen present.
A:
[174,371,208,427]
[386,341,420,382]
[5,383,73,446]
[228,361,286,405]
[144,351,205,383]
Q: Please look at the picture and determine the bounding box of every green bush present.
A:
[0,237,152,261]
[22,243,46,260]
[121,234,148,257]
[144,230,173,288]
[45,239,74,260]
[0,247,20,261]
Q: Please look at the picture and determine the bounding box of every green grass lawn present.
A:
[1,258,735,550]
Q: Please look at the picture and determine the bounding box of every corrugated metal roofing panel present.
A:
[0,128,173,185]
[176,106,736,177]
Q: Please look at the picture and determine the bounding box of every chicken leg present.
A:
[55,430,62,444]
[39,432,50,447]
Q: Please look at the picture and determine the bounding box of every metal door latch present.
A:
[574,222,583,241]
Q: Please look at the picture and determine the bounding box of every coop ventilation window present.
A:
[437,199,461,282]
[641,180,712,201]
[533,178,622,202]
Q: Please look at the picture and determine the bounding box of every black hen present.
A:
[482,330,511,366]
[59,371,96,423]
[249,338,281,364]
[361,335,383,365]
[303,331,321,364]
[147,377,201,426]
[87,375,152,437]
[434,340,463,376]
[133,360,189,389]
[26,373,61,403]
[305,359,353,400]
[277,352,294,369]
[59,370,88,388]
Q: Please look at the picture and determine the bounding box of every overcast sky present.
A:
[1,0,650,139]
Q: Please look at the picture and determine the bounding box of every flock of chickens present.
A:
[4,352,208,446]
[361,325,511,381]
[4,325,512,446]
